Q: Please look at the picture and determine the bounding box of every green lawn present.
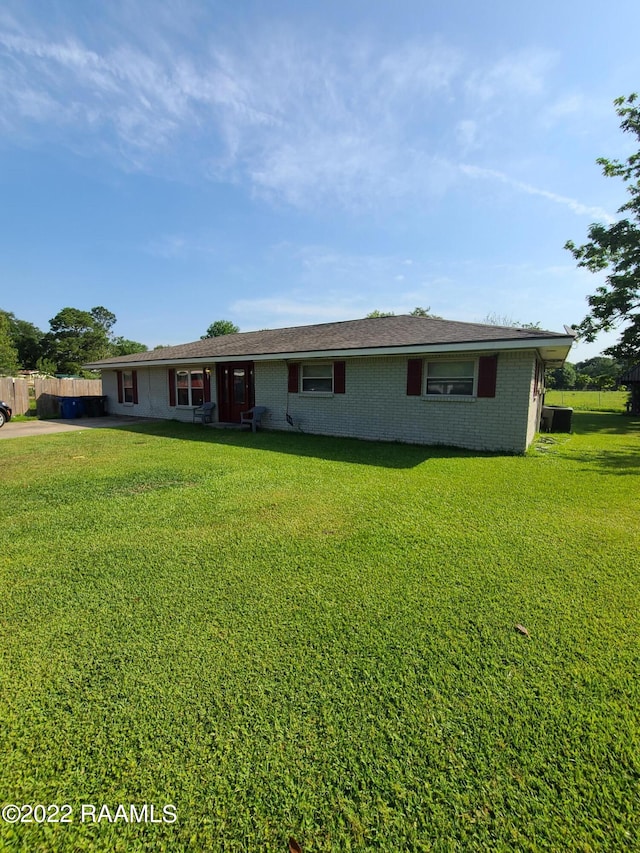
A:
[544,389,628,412]
[1,415,638,852]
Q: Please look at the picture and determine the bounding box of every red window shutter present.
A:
[288,364,299,393]
[333,361,346,394]
[117,370,123,404]
[132,370,138,404]
[168,369,176,406]
[477,355,498,398]
[203,369,211,403]
[406,359,423,396]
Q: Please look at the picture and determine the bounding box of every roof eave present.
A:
[85,335,575,371]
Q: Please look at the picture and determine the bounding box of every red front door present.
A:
[217,362,255,423]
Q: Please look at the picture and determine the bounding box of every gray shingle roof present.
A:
[86,315,574,368]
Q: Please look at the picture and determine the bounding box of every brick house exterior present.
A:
[86,316,574,454]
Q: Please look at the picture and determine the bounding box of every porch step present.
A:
[208,422,243,430]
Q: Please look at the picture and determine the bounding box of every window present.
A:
[232,368,246,404]
[288,362,345,394]
[117,369,138,405]
[407,356,497,399]
[302,363,333,393]
[122,371,134,404]
[426,361,475,396]
[533,359,544,399]
[176,370,204,406]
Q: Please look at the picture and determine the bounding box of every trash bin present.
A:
[81,396,107,417]
[81,396,98,417]
[549,406,573,433]
[59,397,85,418]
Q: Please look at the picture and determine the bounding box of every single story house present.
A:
[85,315,575,454]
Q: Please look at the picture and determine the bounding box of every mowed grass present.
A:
[545,389,628,412]
[0,415,638,852]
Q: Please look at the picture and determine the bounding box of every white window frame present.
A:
[424,359,477,397]
[175,369,205,407]
[301,362,334,394]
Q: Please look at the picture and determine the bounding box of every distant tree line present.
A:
[546,357,625,391]
[366,307,443,319]
[0,306,148,377]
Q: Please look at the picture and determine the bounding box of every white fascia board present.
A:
[89,336,574,370]
[247,337,575,361]
[236,336,574,361]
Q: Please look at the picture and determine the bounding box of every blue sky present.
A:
[1,0,638,362]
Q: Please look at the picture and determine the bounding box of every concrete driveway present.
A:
[0,416,159,439]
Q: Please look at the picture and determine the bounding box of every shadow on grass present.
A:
[571,411,640,436]
[105,419,501,469]
[574,448,640,475]
[564,412,640,476]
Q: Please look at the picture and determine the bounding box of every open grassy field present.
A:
[1,414,638,852]
[544,389,628,412]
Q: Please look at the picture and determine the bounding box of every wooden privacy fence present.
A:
[34,377,103,418]
[0,377,31,416]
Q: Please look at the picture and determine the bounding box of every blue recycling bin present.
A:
[59,397,85,418]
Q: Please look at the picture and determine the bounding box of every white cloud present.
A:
[0,11,611,220]
[460,164,616,222]
[230,296,362,330]
[204,33,463,208]
[0,28,191,152]
[230,246,457,329]
[465,48,556,102]
[0,14,464,204]
[144,232,223,259]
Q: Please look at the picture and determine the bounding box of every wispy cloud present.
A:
[229,245,454,329]
[204,32,464,208]
[0,12,464,205]
[144,232,224,259]
[0,27,195,150]
[460,164,616,222]
[0,8,608,219]
[465,48,556,102]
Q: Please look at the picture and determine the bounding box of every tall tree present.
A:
[546,363,576,390]
[44,307,113,375]
[111,337,148,357]
[90,306,117,335]
[1,311,45,368]
[0,312,20,376]
[36,357,57,377]
[565,94,640,363]
[201,320,240,338]
[574,356,620,381]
